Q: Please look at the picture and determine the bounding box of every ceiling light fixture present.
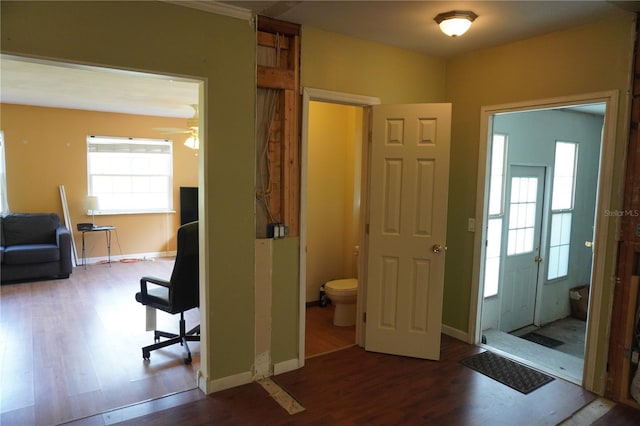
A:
[434,10,478,37]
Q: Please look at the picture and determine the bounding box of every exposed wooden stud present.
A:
[257,32,290,50]
[257,66,295,90]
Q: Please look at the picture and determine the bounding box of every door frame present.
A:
[469,91,619,391]
[298,88,380,368]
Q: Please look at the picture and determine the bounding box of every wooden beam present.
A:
[258,32,290,49]
[282,88,299,237]
[257,66,295,90]
[257,15,300,36]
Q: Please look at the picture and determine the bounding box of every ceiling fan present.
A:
[154,104,199,149]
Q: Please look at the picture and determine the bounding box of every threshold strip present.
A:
[558,397,615,425]
[258,378,306,415]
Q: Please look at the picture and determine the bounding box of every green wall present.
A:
[1,1,256,383]
[445,14,633,326]
[301,26,447,103]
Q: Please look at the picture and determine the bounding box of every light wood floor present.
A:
[0,258,201,426]
[305,304,355,358]
[0,261,356,425]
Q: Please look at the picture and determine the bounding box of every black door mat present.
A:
[461,351,555,394]
[520,332,564,348]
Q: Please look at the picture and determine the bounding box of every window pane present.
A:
[507,175,538,255]
[484,218,503,297]
[484,257,500,298]
[548,212,572,280]
[552,142,577,210]
[87,136,173,214]
[488,134,506,216]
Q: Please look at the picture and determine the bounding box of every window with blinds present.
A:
[87,136,173,214]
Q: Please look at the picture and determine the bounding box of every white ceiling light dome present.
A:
[434,10,478,37]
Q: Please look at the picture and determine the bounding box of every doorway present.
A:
[304,100,361,357]
[298,88,380,367]
[473,93,618,390]
[0,54,207,422]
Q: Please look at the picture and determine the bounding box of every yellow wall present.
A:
[444,16,634,392]
[307,101,362,302]
[1,103,198,257]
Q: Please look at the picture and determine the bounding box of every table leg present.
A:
[82,231,87,270]
[106,230,112,266]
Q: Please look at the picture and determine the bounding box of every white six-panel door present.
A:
[365,103,451,360]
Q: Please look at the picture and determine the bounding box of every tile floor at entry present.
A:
[483,317,586,383]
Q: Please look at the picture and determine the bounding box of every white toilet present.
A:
[324,278,358,326]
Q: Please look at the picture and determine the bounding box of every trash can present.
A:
[569,285,590,321]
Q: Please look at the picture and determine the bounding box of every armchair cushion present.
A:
[4,244,61,264]
[3,213,59,246]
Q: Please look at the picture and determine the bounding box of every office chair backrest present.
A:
[169,221,199,312]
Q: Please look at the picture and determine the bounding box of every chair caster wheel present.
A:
[184,356,192,365]
[143,352,150,360]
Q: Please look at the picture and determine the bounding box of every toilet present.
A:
[324,278,358,326]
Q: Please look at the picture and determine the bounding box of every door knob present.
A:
[433,244,444,253]
[534,255,543,263]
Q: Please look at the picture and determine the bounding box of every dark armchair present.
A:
[135,221,199,364]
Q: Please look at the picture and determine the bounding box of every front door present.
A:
[365,103,451,360]
[500,165,546,332]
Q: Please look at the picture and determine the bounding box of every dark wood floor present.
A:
[102,335,604,426]
[4,264,640,425]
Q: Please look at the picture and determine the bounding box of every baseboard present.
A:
[273,358,300,375]
[77,251,176,266]
[442,324,469,343]
[203,370,253,394]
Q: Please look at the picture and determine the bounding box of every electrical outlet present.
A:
[468,218,476,232]
[632,350,640,364]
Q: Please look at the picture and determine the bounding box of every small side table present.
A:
[80,225,115,269]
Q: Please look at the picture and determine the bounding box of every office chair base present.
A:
[141,314,200,364]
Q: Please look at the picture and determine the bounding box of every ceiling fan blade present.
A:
[153,127,192,134]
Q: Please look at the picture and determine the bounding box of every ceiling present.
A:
[1,1,637,118]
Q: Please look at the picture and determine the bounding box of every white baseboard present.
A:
[442,324,469,343]
[76,251,176,267]
[273,358,300,375]
[203,370,253,394]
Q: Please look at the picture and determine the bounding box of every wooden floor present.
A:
[4,264,640,425]
[0,258,201,426]
[305,304,355,358]
[99,335,605,426]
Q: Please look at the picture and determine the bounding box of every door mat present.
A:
[461,351,555,394]
[520,332,564,349]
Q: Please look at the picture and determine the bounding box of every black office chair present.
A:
[135,221,200,364]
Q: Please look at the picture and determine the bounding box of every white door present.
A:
[500,165,545,332]
[365,103,451,360]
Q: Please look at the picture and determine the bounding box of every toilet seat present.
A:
[325,278,357,296]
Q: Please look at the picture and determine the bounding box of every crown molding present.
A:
[165,1,253,21]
